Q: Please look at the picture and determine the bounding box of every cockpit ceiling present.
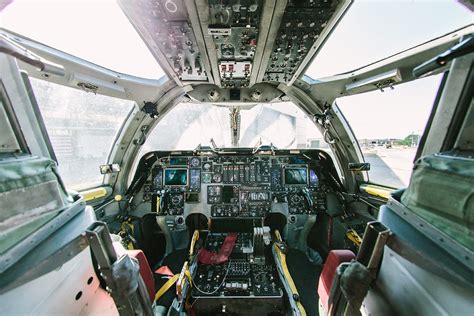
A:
[117,0,351,88]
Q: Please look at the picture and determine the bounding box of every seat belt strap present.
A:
[154,274,179,302]
[154,266,193,302]
[189,230,200,257]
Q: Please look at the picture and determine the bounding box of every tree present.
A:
[399,134,420,147]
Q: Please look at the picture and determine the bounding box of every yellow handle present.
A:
[346,229,362,247]
[362,184,393,199]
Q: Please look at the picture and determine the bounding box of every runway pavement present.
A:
[362,147,417,188]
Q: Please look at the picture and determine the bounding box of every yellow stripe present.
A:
[185,270,192,283]
[274,230,306,316]
[81,187,107,202]
[361,185,394,200]
[189,230,200,257]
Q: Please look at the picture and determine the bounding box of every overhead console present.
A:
[207,0,261,88]
[118,0,211,84]
[137,149,336,221]
[118,0,351,89]
[261,0,346,84]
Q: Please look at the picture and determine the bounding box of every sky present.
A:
[0,0,472,140]
[306,0,473,78]
[337,73,443,139]
[0,0,166,79]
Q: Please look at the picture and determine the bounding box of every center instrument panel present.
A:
[144,150,332,218]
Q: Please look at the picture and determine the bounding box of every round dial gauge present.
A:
[212,173,222,183]
[189,157,200,167]
[202,173,212,183]
[202,162,212,171]
[171,194,183,205]
[290,194,302,205]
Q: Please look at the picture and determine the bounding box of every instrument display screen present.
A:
[284,168,308,185]
[164,169,188,186]
[222,186,238,203]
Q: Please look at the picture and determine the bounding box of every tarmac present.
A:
[362,147,417,188]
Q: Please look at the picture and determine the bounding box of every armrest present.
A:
[318,250,355,314]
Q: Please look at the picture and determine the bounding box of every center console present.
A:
[191,229,285,316]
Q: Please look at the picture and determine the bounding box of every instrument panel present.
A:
[143,150,331,218]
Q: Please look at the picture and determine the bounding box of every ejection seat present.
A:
[316,153,474,315]
[151,214,207,311]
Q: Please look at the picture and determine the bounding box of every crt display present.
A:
[284,168,307,185]
[164,169,188,185]
[222,186,238,203]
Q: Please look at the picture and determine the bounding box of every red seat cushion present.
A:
[318,250,355,312]
[127,249,155,302]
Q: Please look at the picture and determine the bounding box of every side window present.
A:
[30,78,134,190]
[337,74,444,188]
[0,82,25,154]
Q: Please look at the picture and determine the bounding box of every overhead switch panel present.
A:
[208,1,262,88]
[118,0,208,84]
[263,0,343,84]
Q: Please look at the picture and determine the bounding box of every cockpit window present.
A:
[337,73,444,188]
[238,103,325,149]
[305,0,472,79]
[1,0,165,79]
[139,101,330,152]
[30,77,135,190]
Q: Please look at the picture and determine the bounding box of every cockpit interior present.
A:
[0,1,473,316]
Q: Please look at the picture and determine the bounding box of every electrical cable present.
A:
[191,260,232,295]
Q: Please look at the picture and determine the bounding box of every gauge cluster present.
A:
[142,150,332,218]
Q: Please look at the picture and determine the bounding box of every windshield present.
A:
[305,0,472,79]
[1,0,165,79]
[139,101,329,152]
